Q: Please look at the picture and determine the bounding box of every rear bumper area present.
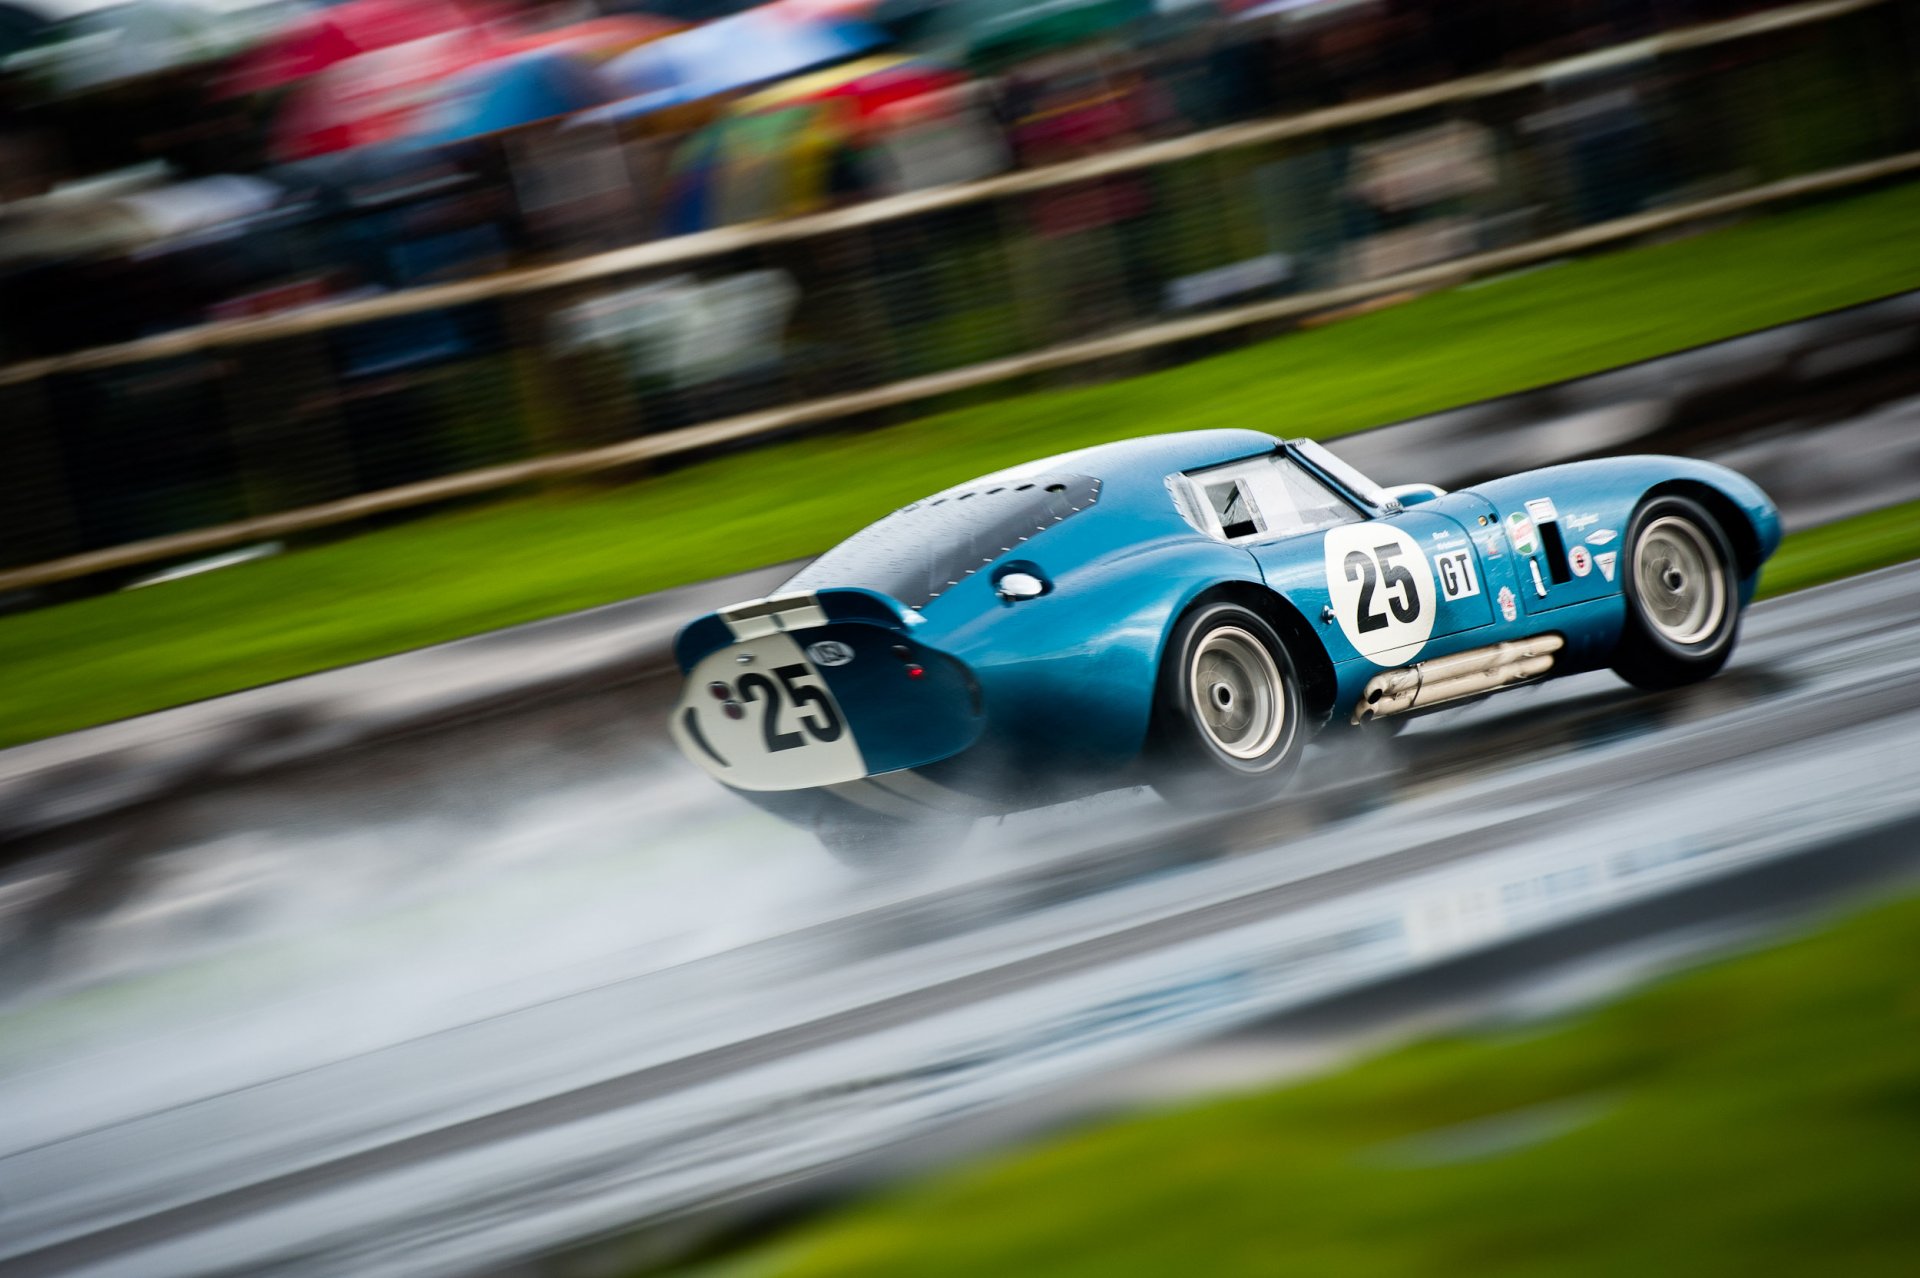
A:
[670,591,985,792]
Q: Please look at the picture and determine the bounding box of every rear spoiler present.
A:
[673,588,915,673]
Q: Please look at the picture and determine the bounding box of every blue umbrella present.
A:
[409,50,618,149]
[583,9,888,124]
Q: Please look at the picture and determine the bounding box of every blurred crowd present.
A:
[0,0,1829,360]
[2,0,1912,582]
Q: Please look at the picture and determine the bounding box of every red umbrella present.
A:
[776,0,889,19]
[272,31,496,160]
[224,0,498,97]
[491,16,685,63]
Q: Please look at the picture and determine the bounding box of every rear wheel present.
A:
[1612,496,1741,690]
[1150,602,1306,809]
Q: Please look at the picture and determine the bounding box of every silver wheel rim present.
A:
[1189,625,1285,760]
[1634,515,1726,646]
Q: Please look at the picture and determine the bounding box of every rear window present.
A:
[785,474,1101,609]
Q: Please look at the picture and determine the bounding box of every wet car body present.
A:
[671,429,1780,841]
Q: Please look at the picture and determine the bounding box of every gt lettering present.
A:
[1436,549,1480,600]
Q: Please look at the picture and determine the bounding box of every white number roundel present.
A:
[1324,523,1437,666]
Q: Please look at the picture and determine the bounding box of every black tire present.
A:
[1612,495,1742,691]
[1149,601,1307,810]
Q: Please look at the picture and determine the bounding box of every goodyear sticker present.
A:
[1506,511,1536,556]
[1586,528,1617,546]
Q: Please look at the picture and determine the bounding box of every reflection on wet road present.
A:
[3,564,1919,1277]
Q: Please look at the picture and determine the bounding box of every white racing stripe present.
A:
[825,780,930,821]
[867,769,986,815]
[718,594,830,641]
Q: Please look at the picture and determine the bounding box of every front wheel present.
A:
[1149,602,1307,810]
[1611,496,1741,691]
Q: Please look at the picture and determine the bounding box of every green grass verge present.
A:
[1755,499,1920,600]
[6,182,1920,748]
[711,891,1920,1278]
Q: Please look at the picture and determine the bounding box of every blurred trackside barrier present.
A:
[0,0,1916,595]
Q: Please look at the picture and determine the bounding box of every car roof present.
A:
[964,429,1285,496]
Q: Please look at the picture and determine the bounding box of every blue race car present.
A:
[670,430,1779,863]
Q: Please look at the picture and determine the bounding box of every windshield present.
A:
[785,473,1101,609]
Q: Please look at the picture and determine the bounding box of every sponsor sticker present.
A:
[1506,511,1536,556]
[1529,558,1549,598]
[1525,497,1559,525]
[1596,550,1618,582]
[1568,545,1592,577]
[1565,512,1599,531]
[806,640,855,667]
[1586,528,1617,546]
[1498,585,1518,622]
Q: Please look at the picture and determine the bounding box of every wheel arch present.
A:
[1641,479,1764,578]
[1169,581,1339,724]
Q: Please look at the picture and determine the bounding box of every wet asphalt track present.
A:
[3,562,1920,1277]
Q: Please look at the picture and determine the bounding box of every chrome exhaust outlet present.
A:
[1352,634,1565,723]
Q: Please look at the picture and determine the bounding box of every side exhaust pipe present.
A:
[1352,634,1565,723]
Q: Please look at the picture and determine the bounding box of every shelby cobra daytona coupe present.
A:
[671,430,1778,861]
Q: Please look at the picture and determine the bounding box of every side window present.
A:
[1204,476,1262,540]
[1183,455,1362,542]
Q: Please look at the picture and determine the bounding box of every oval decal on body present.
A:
[1324,523,1438,666]
[806,640,855,667]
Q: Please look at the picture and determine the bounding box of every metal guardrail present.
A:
[4,149,1918,596]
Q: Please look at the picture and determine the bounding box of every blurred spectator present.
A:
[0,0,1893,363]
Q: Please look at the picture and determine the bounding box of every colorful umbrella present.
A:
[490,15,684,63]
[732,53,962,121]
[918,0,1152,66]
[587,6,889,123]
[271,26,493,160]
[223,0,488,96]
[407,49,618,148]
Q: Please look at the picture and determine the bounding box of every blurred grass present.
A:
[5,182,1920,747]
[714,891,1920,1278]
[1756,499,1920,600]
